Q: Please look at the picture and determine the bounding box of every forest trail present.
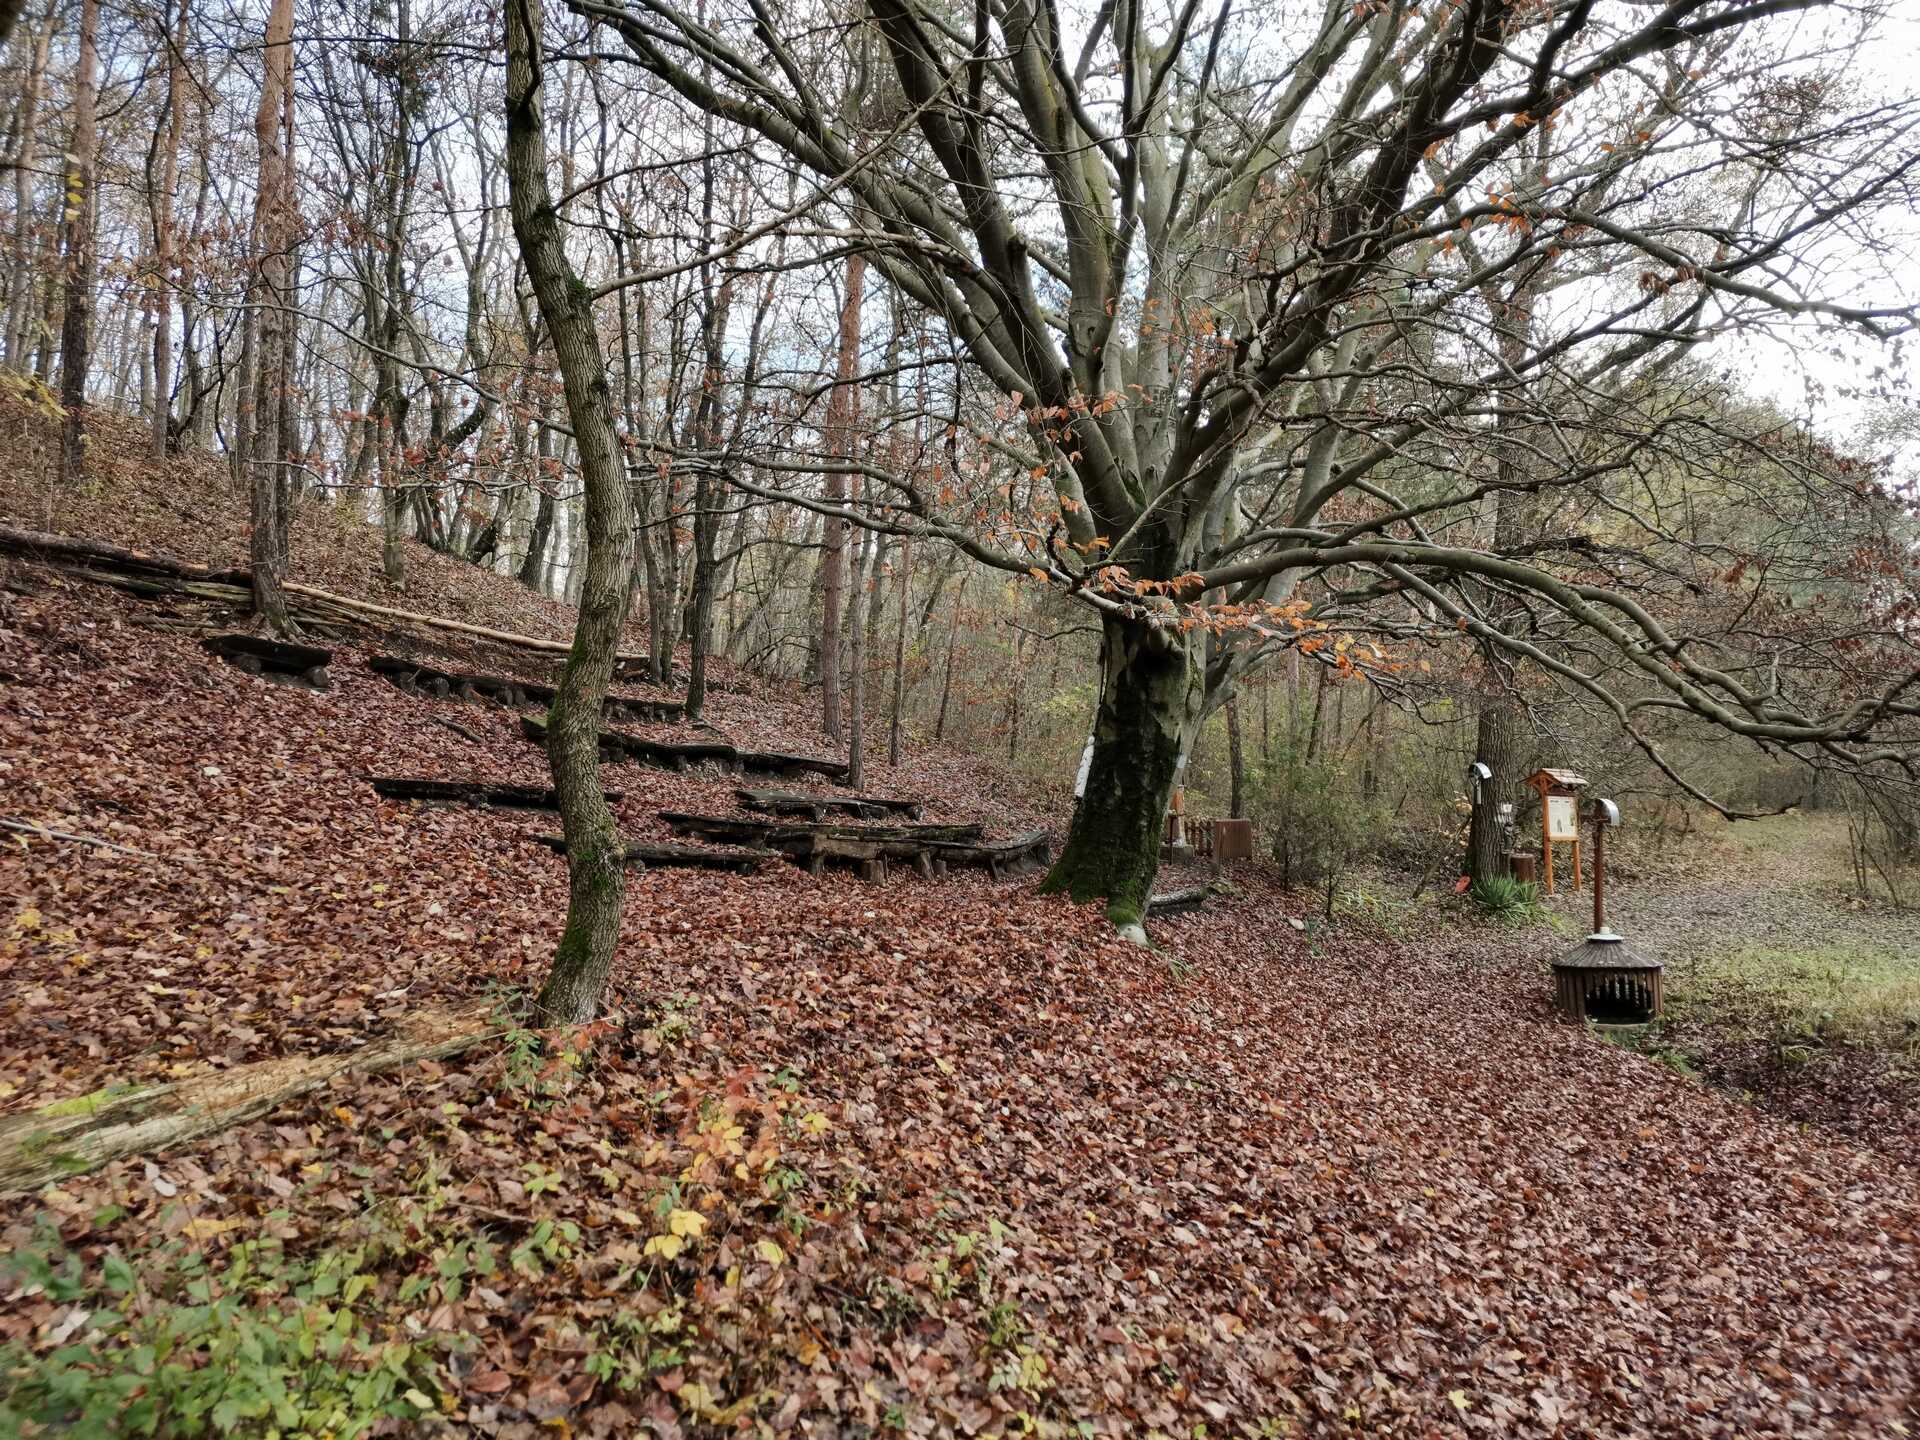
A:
[3,558,1916,1435]
[1553,812,1920,965]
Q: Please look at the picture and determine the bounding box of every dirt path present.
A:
[1546,811,1920,965]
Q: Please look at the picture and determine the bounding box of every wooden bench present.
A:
[203,633,333,690]
[370,778,624,810]
[921,829,1052,880]
[527,833,779,873]
[736,788,923,822]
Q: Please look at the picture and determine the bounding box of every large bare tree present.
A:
[558,0,1919,931]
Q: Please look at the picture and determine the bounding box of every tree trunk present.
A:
[57,0,99,483]
[249,0,296,633]
[1226,695,1246,819]
[3,6,53,367]
[505,0,636,1025]
[685,470,719,719]
[1040,615,1204,934]
[1465,279,1541,885]
[518,407,557,589]
[819,252,864,743]
[1467,701,1526,884]
[149,0,189,460]
[888,535,910,765]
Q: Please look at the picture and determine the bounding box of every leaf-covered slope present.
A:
[1,542,1915,1435]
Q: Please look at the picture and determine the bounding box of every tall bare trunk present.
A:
[248,0,296,632]
[888,535,911,766]
[505,0,636,1025]
[4,6,53,366]
[819,252,864,742]
[57,0,99,483]
[149,0,190,459]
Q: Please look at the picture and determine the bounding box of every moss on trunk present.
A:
[508,0,636,1026]
[1041,615,1203,930]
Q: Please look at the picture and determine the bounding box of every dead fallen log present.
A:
[1145,880,1237,916]
[0,1001,499,1196]
[735,787,923,821]
[370,778,625,810]
[0,524,251,586]
[527,832,779,873]
[1146,885,1212,916]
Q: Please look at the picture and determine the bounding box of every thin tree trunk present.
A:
[819,252,864,742]
[505,0,636,1025]
[150,0,188,460]
[888,535,911,765]
[57,0,100,483]
[1226,695,1246,819]
[249,0,296,632]
[4,6,53,366]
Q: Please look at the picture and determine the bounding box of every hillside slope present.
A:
[1,432,1917,1437]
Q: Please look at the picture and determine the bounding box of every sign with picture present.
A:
[1546,794,1578,842]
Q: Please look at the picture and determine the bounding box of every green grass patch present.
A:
[1668,942,1920,1061]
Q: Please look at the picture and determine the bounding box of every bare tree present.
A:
[56,0,99,482]
[566,0,1920,932]
[505,0,638,1024]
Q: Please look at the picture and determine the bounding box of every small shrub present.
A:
[1469,874,1544,922]
[0,1218,452,1439]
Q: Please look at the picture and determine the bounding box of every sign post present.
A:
[1524,769,1588,895]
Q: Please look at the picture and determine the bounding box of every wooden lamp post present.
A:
[1524,768,1587,895]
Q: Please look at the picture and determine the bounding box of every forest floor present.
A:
[1541,812,1920,1166]
[2,422,1918,1437]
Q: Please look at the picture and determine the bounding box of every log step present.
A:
[520,714,846,783]
[202,633,333,689]
[527,833,779,873]
[736,787,923,821]
[370,778,624,810]
[371,656,685,723]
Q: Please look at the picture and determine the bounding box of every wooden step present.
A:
[735,787,923,821]
[370,778,624,810]
[203,633,333,689]
[527,833,779,873]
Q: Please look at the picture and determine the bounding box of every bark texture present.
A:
[505,0,636,1025]
[248,0,297,632]
[56,0,99,482]
[1041,615,1204,931]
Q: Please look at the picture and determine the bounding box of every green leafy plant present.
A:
[0,1220,452,1439]
[1468,874,1545,923]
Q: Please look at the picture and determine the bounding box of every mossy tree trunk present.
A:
[506,0,636,1025]
[1041,614,1204,933]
